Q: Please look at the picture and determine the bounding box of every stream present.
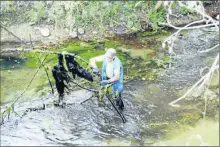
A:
[0,27,219,146]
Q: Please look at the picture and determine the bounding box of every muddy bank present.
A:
[1,1,219,50]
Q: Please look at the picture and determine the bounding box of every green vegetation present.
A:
[171,1,195,15]
[2,1,16,14]
[147,6,166,31]
[179,6,195,15]
[1,1,167,32]
[24,52,57,68]
[28,1,45,24]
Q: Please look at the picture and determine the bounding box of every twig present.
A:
[29,34,54,94]
[161,22,219,30]
[80,94,96,104]
[163,1,219,56]
[198,54,219,90]
[1,54,49,125]
[0,48,90,66]
[0,26,100,124]
[11,108,22,119]
[203,96,207,119]
[197,44,219,53]
[164,1,219,108]
[35,54,54,94]
[166,18,206,55]
[14,54,49,102]
[178,1,219,29]
[169,75,205,107]
[69,80,98,93]
[0,23,26,44]
[169,54,219,107]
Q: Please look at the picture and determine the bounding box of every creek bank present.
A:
[1,1,218,48]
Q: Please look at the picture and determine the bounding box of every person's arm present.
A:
[108,67,120,83]
[89,55,104,69]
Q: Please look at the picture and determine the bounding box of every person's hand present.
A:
[100,80,109,86]
[93,67,99,74]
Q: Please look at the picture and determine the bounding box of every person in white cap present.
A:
[89,48,124,110]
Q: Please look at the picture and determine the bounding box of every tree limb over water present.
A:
[163,2,219,116]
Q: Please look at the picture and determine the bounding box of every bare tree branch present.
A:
[29,34,54,94]
[0,23,27,44]
[169,53,219,107]
[0,48,90,65]
[163,1,219,110]
[1,54,49,125]
[197,44,219,53]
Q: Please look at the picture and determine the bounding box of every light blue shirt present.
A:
[101,56,123,95]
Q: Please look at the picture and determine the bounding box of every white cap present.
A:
[105,48,116,58]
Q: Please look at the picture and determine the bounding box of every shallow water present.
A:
[152,119,219,146]
[1,27,219,146]
[0,80,175,146]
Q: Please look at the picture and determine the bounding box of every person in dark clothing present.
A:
[52,54,70,106]
[65,54,93,82]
